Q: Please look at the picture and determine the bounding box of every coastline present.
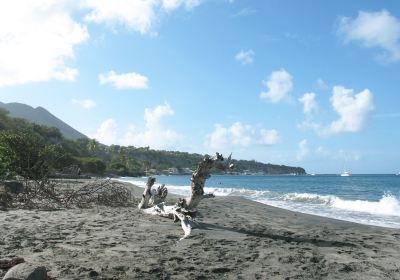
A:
[1,179,399,279]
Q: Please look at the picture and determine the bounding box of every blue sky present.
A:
[0,0,400,173]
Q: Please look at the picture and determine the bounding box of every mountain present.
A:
[0,102,87,140]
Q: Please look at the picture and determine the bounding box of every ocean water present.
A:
[118,174,400,229]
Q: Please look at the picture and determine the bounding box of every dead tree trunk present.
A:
[184,153,232,209]
[138,177,168,209]
[138,177,155,209]
[139,153,233,240]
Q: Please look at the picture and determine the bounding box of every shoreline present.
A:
[118,177,400,230]
[1,179,400,279]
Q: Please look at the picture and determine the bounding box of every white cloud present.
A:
[92,118,118,145]
[162,0,182,11]
[0,1,89,87]
[230,122,252,146]
[99,70,149,89]
[53,68,80,81]
[205,122,279,150]
[162,0,200,11]
[144,102,174,129]
[83,0,201,33]
[205,124,229,150]
[92,103,180,149]
[71,98,97,109]
[323,86,374,136]
[83,0,158,34]
[298,86,374,137]
[260,69,293,103]
[235,49,254,65]
[338,10,400,62]
[0,0,204,88]
[299,92,319,115]
[260,129,280,145]
[122,125,180,149]
[122,103,180,149]
[296,139,309,161]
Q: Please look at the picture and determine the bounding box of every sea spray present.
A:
[330,193,400,216]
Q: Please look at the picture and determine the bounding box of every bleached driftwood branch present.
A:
[138,177,168,209]
[139,153,233,240]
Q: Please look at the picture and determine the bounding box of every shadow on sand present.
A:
[196,222,356,248]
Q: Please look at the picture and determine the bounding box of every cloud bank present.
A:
[0,0,203,87]
[92,103,180,149]
[0,1,89,87]
[205,122,280,150]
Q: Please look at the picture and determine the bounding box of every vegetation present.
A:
[0,108,305,179]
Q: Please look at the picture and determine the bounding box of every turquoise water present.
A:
[119,174,400,229]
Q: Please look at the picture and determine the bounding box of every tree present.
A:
[0,131,65,180]
[78,157,106,174]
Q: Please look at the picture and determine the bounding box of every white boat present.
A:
[340,171,351,177]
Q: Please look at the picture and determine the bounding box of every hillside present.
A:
[0,104,306,177]
[0,102,87,140]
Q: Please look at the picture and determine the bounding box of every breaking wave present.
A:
[282,192,400,217]
[117,177,400,228]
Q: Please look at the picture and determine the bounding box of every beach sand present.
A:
[1,180,400,279]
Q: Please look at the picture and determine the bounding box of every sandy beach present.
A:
[1,179,400,279]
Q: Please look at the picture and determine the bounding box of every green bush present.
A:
[0,131,65,180]
[77,157,106,175]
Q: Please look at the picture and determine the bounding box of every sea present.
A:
[118,174,400,229]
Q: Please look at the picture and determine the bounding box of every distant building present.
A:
[167,167,179,175]
[181,168,194,174]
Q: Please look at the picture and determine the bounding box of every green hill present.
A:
[0,106,306,178]
[0,102,87,140]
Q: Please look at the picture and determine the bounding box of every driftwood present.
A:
[0,257,24,269]
[138,153,233,240]
[138,177,168,209]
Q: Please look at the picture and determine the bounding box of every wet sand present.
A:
[1,180,400,279]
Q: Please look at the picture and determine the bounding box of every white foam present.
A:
[283,192,335,204]
[330,194,400,216]
[116,177,400,228]
[281,192,400,217]
[204,187,271,198]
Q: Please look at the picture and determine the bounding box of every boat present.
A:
[340,171,351,177]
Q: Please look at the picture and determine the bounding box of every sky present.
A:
[0,0,399,174]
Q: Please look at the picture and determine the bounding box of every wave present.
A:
[330,194,400,216]
[117,178,400,218]
[282,192,400,217]
[204,187,271,197]
[117,178,272,198]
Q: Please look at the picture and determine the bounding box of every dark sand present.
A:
[1,180,400,279]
